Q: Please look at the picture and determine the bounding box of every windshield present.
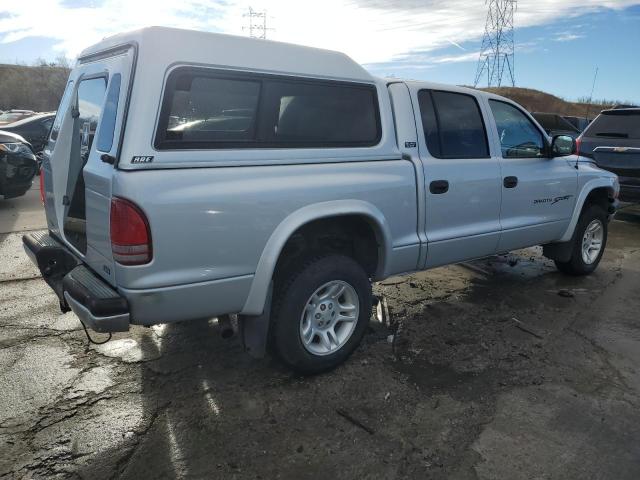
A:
[584,111,640,140]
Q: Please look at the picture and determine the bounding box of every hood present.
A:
[0,129,30,145]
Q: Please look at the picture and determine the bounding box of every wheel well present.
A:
[273,215,380,282]
[583,187,611,212]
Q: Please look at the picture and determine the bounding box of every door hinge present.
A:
[101,154,116,165]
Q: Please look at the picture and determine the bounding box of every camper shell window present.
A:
[155,67,381,150]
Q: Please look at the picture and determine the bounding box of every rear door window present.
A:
[489,100,545,158]
[584,111,640,140]
[418,90,489,158]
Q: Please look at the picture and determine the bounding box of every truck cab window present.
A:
[418,90,489,158]
[489,100,545,158]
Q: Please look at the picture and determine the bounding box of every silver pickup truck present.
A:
[24,27,619,373]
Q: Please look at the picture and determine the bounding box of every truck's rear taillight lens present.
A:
[110,197,152,265]
[575,136,581,156]
[39,168,45,205]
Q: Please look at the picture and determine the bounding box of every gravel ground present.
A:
[1,198,639,479]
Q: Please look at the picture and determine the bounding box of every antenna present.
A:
[584,67,599,120]
[243,7,273,40]
[474,0,517,88]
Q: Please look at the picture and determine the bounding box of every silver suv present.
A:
[24,27,619,373]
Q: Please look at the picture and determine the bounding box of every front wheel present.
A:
[555,204,608,276]
[270,254,372,374]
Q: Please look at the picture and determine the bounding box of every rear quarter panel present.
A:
[112,159,420,293]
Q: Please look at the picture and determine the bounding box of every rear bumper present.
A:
[23,232,130,333]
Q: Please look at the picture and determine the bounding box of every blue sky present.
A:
[0,0,638,103]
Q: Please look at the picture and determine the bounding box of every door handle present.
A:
[503,176,518,188]
[429,180,449,194]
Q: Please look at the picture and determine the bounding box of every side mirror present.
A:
[551,135,576,157]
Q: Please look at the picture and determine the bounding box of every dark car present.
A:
[578,108,640,203]
[531,112,581,139]
[1,112,55,153]
[0,130,38,200]
[0,109,36,126]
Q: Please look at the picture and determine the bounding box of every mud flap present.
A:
[239,283,272,359]
[543,241,574,262]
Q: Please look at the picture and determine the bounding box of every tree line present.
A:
[0,58,71,112]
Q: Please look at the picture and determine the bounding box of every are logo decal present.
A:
[131,155,154,164]
[533,194,573,205]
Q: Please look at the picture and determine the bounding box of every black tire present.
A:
[270,254,372,375]
[555,203,608,276]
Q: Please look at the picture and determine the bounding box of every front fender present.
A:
[240,200,393,316]
[558,176,617,242]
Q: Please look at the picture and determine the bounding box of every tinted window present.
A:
[64,76,107,254]
[490,100,545,158]
[96,73,121,152]
[155,68,380,149]
[418,90,488,158]
[418,90,440,157]
[49,80,74,143]
[158,73,260,147]
[584,111,640,140]
[77,77,107,160]
[261,81,379,145]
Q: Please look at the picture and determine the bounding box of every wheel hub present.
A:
[581,219,604,265]
[300,280,359,356]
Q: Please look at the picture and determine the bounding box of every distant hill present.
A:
[0,63,71,112]
[479,87,616,119]
[0,63,625,121]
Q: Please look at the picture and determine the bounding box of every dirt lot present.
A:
[1,191,639,479]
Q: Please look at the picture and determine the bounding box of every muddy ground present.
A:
[1,194,639,479]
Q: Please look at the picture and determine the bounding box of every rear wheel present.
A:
[270,254,372,374]
[555,204,608,276]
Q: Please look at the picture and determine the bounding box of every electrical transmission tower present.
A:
[243,7,272,40]
[474,0,517,88]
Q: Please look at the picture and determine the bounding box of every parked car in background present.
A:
[532,112,581,138]
[0,130,38,199]
[563,115,590,132]
[1,112,55,154]
[0,110,36,126]
[578,108,640,202]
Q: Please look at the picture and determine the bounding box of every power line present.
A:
[474,0,517,88]
[243,7,273,40]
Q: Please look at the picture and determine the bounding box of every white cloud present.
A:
[554,32,586,42]
[0,0,637,65]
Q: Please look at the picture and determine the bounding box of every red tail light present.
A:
[110,197,152,265]
[39,168,45,205]
[575,136,582,156]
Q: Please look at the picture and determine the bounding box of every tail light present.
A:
[39,168,45,205]
[575,136,582,156]
[110,197,152,265]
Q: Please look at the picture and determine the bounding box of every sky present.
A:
[0,0,638,103]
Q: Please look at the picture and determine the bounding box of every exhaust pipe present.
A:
[218,314,237,339]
